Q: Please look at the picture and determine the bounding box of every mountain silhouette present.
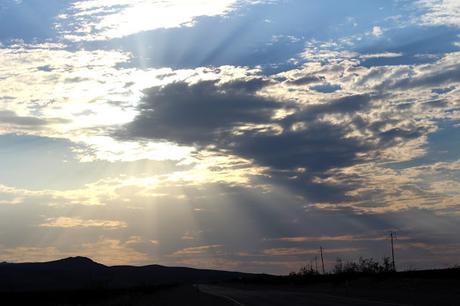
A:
[43,256,106,269]
[0,257,257,292]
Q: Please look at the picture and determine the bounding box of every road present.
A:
[198,285,412,306]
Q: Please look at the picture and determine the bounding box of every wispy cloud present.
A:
[273,234,410,243]
[40,217,127,229]
[172,244,223,256]
[263,247,359,256]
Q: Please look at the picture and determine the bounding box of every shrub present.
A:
[334,256,394,275]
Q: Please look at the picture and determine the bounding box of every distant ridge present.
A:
[0,257,258,292]
[44,256,106,269]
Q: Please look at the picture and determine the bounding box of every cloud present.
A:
[1,170,459,273]
[40,217,127,229]
[120,70,435,203]
[0,110,48,126]
[371,26,383,37]
[62,0,260,41]
[0,44,135,136]
[273,234,407,243]
[115,43,460,211]
[376,53,460,91]
[0,43,201,162]
[0,110,68,129]
[417,0,460,28]
[360,52,403,60]
[287,74,326,85]
[120,79,369,201]
[172,244,223,256]
[263,247,359,256]
[120,78,279,146]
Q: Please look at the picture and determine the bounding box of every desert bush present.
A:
[334,256,394,275]
[289,263,319,277]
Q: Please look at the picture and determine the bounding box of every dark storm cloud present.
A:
[120,78,416,203]
[120,76,434,202]
[233,123,367,172]
[292,94,372,121]
[287,75,325,85]
[120,79,280,146]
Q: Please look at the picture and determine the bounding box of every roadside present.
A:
[199,284,411,306]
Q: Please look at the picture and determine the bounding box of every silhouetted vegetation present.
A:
[289,264,319,277]
[289,256,394,279]
[283,256,400,287]
[332,256,394,275]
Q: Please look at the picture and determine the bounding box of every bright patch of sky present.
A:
[61,0,261,41]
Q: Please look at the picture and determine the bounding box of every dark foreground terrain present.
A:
[1,285,233,306]
[1,257,459,305]
[200,275,460,306]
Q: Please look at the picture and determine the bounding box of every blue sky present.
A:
[0,0,459,274]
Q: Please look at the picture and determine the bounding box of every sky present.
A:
[0,0,459,274]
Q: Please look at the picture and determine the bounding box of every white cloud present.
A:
[63,0,257,41]
[360,52,402,59]
[371,26,383,37]
[0,44,203,162]
[417,0,460,27]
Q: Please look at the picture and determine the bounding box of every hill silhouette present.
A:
[0,257,257,292]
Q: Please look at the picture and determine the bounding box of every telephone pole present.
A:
[320,247,325,274]
[315,256,318,274]
[390,232,396,272]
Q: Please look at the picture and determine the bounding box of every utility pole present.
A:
[320,247,325,274]
[315,256,318,274]
[390,232,396,272]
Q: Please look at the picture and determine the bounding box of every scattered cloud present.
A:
[417,0,460,28]
[40,217,127,229]
[0,0,459,273]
